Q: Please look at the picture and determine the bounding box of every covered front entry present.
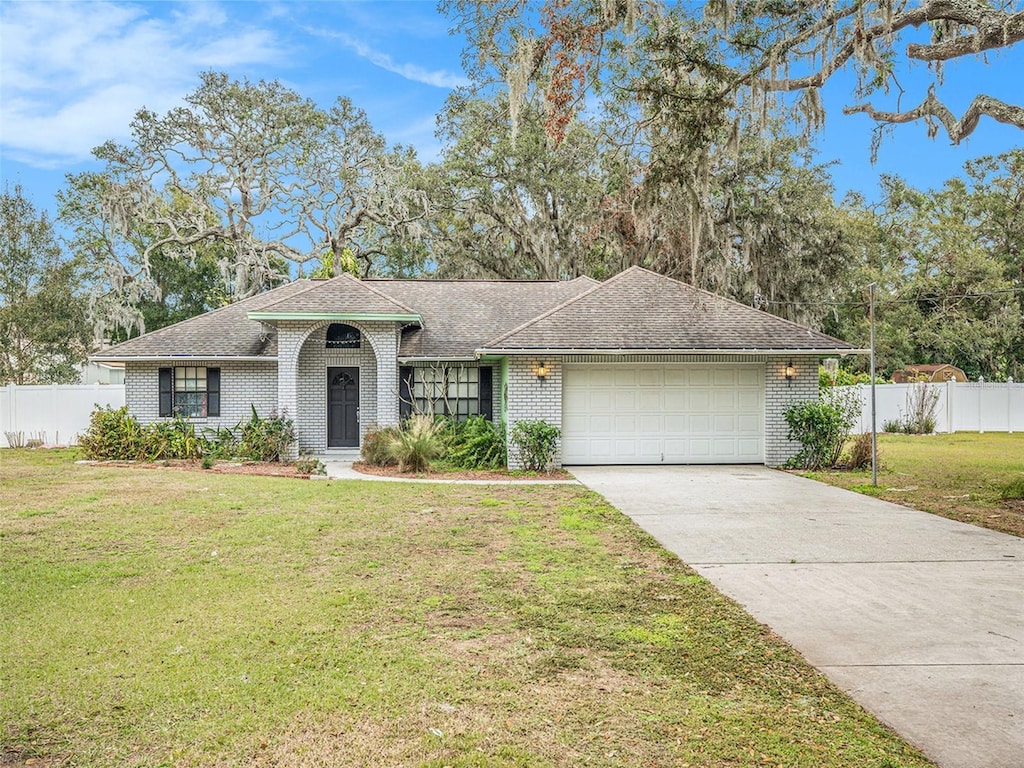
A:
[327,367,359,448]
[561,363,764,464]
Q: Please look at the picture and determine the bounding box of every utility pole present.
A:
[869,283,878,487]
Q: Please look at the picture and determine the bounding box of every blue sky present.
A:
[2,0,1022,217]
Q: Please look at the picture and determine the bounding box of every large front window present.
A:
[401,365,492,421]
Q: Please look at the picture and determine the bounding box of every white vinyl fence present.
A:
[0,383,125,447]
[845,381,1024,434]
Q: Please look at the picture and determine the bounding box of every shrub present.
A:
[386,415,445,472]
[201,426,239,459]
[296,455,326,476]
[509,419,560,472]
[846,432,876,470]
[147,417,202,460]
[904,381,940,434]
[79,406,147,460]
[783,389,861,470]
[447,416,506,469]
[882,419,904,433]
[237,407,296,462]
[361,426,399,466]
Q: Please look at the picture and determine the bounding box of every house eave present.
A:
[474,347,868,357]
[248,311,422,323]
[90,354,275,363]
[397,355,478,364]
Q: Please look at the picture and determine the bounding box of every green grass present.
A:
[0,449,933,767]
[805,432,1024,537]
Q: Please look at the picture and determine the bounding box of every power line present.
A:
[760,286,1024,309]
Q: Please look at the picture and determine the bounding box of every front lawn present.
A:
[0,449,931,767]
[805,432,1024,537]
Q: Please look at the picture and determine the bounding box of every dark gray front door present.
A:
[327,367,359,448]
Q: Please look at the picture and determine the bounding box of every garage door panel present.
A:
[562,364,764,465]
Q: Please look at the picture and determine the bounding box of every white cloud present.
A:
[0,1,283,167]
[308,28,469,90]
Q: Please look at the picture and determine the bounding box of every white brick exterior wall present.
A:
[504,354,822,469]
[764,354,820,466]
[506,357,562,470]
[124,360,278,430]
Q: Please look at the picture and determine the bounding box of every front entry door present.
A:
[327,367,359,448]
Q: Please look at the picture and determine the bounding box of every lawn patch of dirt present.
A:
[352,461,573,481]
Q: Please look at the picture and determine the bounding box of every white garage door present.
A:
[562,364,764,464]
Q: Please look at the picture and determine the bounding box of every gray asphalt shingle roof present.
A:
[94,280,314,358]
[94,267,857,360]
[253,273,420,317]
[481,266,857,352]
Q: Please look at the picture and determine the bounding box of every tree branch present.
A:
[844,88,1024,143]
[907,10,1024,61]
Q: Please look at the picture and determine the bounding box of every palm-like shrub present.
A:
[386,416,444,472]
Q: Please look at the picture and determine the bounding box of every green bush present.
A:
[296,455,326,476]
[361,426,399,466]
[509,419,560,472]
[201,426,239,458]
[147,417,202,460]
[783,390,861,470]
[237,406,296,462]
[79,406,147,460]
[386,415,444,472]
[447,416,506,469]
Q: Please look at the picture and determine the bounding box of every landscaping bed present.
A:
[76,457,312,478]
[352,460,572,481]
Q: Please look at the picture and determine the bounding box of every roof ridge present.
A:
[347,274,421,315]
[481,270,630,348]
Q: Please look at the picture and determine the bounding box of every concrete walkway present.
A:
[571,465,1024,768]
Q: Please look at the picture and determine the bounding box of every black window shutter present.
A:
[159,367,173,417]
[399,366,413,419]
[207,368,221,417]
[478,366,493,421]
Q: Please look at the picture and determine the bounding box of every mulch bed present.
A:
[79,459,310,478]
[351,461,573,481]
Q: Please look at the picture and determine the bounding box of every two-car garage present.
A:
[561,363,765,465]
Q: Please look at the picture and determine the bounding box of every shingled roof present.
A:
[480,266,858,354]
[371,277,598,359]
[93,280,313,359]
[94,267,859,361]
[249,273,421,320]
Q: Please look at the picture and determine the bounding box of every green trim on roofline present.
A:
[247,311,422,323]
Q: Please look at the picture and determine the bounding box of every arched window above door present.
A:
[326,323,361,349]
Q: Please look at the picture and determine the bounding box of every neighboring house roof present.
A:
[892,364,967,383]
[248,273,422,322]
[93,267,861,362]
[480,266,859,354]
[373,277,599,359]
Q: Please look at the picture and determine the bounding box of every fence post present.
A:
[1009,377,1014,434]
[978,376,985,434]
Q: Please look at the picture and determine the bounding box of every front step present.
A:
[319,449,361,462]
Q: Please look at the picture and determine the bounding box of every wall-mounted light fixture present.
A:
[535,361,549,381]
[785,361,795,386]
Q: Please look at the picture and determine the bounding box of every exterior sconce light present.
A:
[535,361,549,380]
[785,361,795,386]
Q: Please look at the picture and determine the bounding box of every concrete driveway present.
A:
[571,465,1024,768]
